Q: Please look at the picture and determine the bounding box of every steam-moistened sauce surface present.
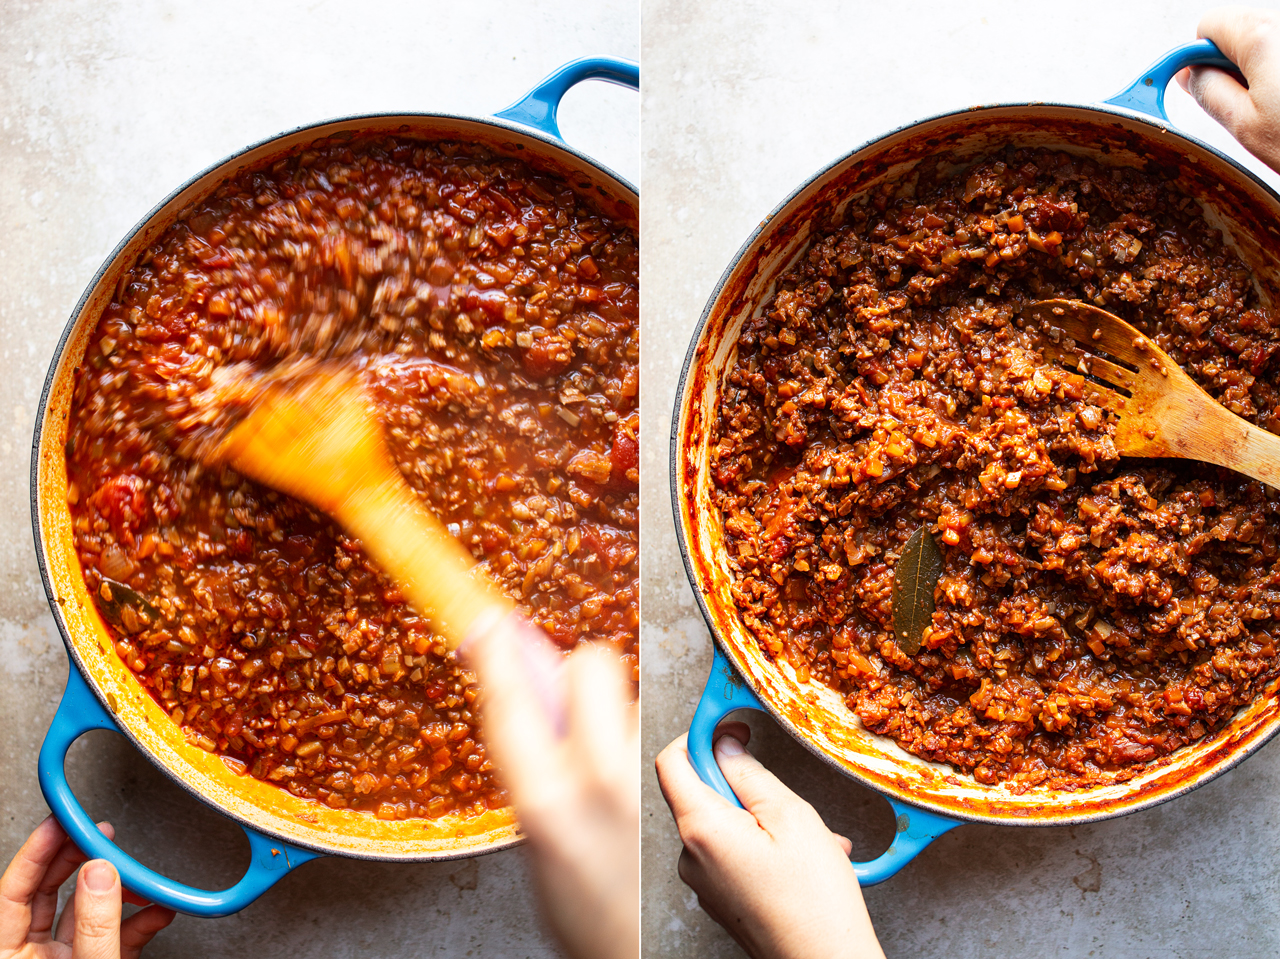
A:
[66,137,638,819]
[712,148,1280,790]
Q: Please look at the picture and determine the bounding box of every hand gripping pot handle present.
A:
[38,659,320,917]
[1104,38,1242,122]
[494,56,639,142]
[687,645,961,886]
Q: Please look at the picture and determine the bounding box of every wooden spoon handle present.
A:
[1148,368,1280,489]
[1174,402,1280,490]
[331,464,512,650]
[213,371,513,646]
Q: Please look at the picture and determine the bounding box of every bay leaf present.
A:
[892,526,943,655]
[96,578,159,634]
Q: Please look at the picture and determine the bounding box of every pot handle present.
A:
[38,659,321,917]
[687,644,961,886]
[493,56,639,142]
[1103,38,1243,122]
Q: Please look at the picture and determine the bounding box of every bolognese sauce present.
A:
[66,136,638,819]
[712,148,1280,790]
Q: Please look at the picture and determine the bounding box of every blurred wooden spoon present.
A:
[207,369,510,649]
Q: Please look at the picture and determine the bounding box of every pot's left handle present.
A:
[493,56,639,142]
[38,659,321,917]
[687,645,962,886]
[1103,38,1242,122]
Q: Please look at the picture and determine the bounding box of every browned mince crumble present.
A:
[712,147,1280,791]
[67,136,638,819]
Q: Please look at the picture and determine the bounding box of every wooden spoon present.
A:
[1023,298,1280,488]
[208,369,511,649]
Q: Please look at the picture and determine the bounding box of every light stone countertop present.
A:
[0,3,636,956]
[639,2,1280,957]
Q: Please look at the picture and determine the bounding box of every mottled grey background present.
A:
[640,2,1280,958]
[0,1,636,956]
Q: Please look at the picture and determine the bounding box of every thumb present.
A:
[713,733,807,826]
[73,860,122,959]
[1184,64,1260,144]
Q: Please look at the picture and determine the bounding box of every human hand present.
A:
[1177,6,1280,172]
[655,724,884,959]
[0,816,174,959]
[465,617,638,959]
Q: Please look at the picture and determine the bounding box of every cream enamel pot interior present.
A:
[31,57,637,917]
[672,40,1280,884]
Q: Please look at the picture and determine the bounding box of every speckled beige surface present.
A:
[640,2,1280,957]
[0,2,635,955]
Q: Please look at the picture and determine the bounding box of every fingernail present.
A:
[715,735,745,757]
[83,860,115,893]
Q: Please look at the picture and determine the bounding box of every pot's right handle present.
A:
[1103,38,1243,122]
[493,56,639,143]
[38,658,321,917]
[687,645,961,886]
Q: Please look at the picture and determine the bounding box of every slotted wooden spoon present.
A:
[1023,298,1280,488]
[209,370,512,648]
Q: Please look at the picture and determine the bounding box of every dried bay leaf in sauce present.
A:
[892,527,942,655]
[96,578,159,634]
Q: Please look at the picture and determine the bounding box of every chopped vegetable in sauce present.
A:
[713,148,1280,791]
[67,136,638,819]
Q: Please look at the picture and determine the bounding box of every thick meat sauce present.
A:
[67,137,638,819]
[713,148,1280,790]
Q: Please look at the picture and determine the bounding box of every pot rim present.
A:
[669,97,1280,827]
[32,108,636,861]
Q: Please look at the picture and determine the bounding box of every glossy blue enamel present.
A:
[1103,38,1239,121]
[687,646,961,886]
[687,644,768,802]
[38,658,321,917]
[494,56,639,141]
[855,803,960,886]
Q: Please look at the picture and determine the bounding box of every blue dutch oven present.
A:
[673,40,1280,885]
[31,56,637,917]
